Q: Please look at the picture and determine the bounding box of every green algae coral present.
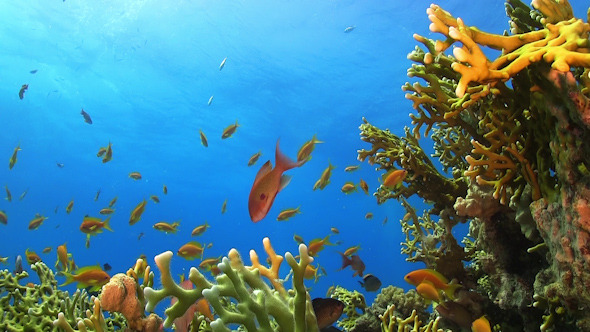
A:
[0,261,126,331]
[144,237,320,332]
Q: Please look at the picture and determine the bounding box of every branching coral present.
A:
[144,237,320,332]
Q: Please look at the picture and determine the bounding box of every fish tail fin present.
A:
[338,252,351,270]
[275,139,303,171]
[444,283,461,300]
[103,217,113,232]
[59,272,75,287]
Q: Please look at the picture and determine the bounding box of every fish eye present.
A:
[260,193,266,201]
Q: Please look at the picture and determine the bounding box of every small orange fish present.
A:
[99,207,115,215]
[94,188,101,201]
[97,147,107,157]
[248,140,303,222]
[42,247,52,254]
[191,222,210,236]
[277,207,301,221]
[341,182,357,194]
[8,144,21,170]
[178,241,205,260]
[55,243,69,272]
[382,169,407,188]
[28,213,48,230]
[163,184,168,195]
[0,210,7,224]
[297,134,323,164]
[307,235,335,257]
[404,269,460,301]
[313,162,336,190]
[198,257,221,270]
[102,142,113,163]
[66,200,74,214]
[248,151,262,166]
[108,196,118,207]
[153,221,180,234]
[221,120,239,139]
[365,212,373,220]
[25,248,41,264]
[79,216,113,234]
[330,227,339,234]
[199,130,208,147]
[129,200,147,225]
[60,265,110,291]
[471,316,491,332]
[293,234,305,244]
[343,245,361,256]
[150,195,160,203]
[416,280,441,303]
[129,172,142,180]
[359,179,369,195]
[312,298,344,329]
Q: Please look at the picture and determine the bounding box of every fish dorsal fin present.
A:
[279,175,291,192]
[254,161,273,184]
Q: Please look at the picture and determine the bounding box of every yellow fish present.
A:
[0,210,7,224]
[9,144,21,170]
[297,134,323,164]
[221,120,239,139]
[221,199,227,214]
[99,207,115,215]
[79,216,113,235]
[199,130,208,147]
[191,222,210,236]
[248,151,262,166]
[277,207,301,221]
[66,200,74,214]
[108,196,118,207]
[471,316,491,332]
[341,182,357,194]
[359,179,369,195]
[313,163,335,190]
[150,195,160,203]
[25,248,42,264]
[28,213,48,230]
[129,200,147,225]
[153,221,180,234]
[178,241,205,260]
[129,172,142,180]
[102,142,113,163]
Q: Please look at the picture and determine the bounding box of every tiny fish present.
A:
[96,147,107,157]
[0,210,7,224]
[30,69,38,74]
[191,222,210,236]
[297,134,323,164]
[42,247,52,254]
[221,121,239,139]
[129,172,142,180]
[219,57,227,70]
[382,169,407,188]
[150,195,160,203]
[199,130,208,147]
[277,207,301,221]
[359,179,369,195]
[207,95,214,106]
[4,186,11,202]
[99,207,115,215]
[56,162,65,168]
[103,263,112,271]
[343,245,361,256]
[344,25,356,33]
[153,221,180,234]
[382,216,388,225]
[19,84,28,100]
[330,227,339,234]
[341,182,357,194]
[66,200,74,214]
[248,151,262,166]
[28,213,48,230]
[313,163,335,190]
[163,185,168,195]
[365,212,373,220]
[138,232,144,241]
[102,142,113,163]
[79,216,113,235]
[80,108,93,124]
[178,241,204,260]
[94,188,101,201]
[108,196,118,207]
[9,144,21,170]
[221,199,227,214]
[25,249,42,264]
[344,165,360,172]
[293,234,305,244]
[129,200,147,225]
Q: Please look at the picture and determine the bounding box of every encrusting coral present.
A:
[359,0,590,330]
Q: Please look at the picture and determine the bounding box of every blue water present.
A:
[1,0,588,329]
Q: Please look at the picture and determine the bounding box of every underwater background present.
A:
[2,0,590,331]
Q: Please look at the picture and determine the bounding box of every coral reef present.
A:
[359,0,590,330]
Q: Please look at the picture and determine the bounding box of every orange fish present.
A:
[102,142,113,163]
[307,235,335,257]
[382,169,407,188]
[0,210,7,224]
[248,151,262,166]
[221,120,239,139]
[55,243,70,272]
[343,245,361,257]
[108,196,118,207]
[344,165,360,172]
[97,147,107,157]
[312,298,344,329]
[129,200,147,225]
[42,247,52,254]
[129,172,142,180]
[178,241,205,260]
[330,227,339,234]
[471,316,491,332]
[28,213,48,230]
[25,248,42,264]
[341,182,357,194]
[163,185,168,195]
[99,207,115,215]
[313,162,335,190]
[79,216,113,234]
[359,179,369,195]
[404,269,460,300]
[60,265,110,291]
[150,195,160,203]
[297,134,323,164]
[276,207,301,221]
[365,212,373,220]
[248,140,303,222]
[191,222,210,236]
[221,199,227,214]
[153,221,180,234]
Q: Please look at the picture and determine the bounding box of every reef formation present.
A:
[358,0,590,331]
